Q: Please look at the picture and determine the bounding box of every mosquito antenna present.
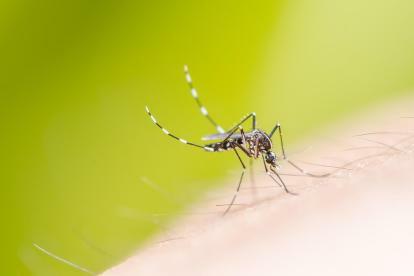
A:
[33,243,95,275]
[145,106,214,151]
[184,65,225,134]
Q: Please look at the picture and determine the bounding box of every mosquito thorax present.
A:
[254,129,273,151]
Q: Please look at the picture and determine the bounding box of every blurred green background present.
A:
[1,0,414,274]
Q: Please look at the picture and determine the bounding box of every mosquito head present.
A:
[265,151,277,166]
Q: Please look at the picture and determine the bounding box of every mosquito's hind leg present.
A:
[183,65,225,134]
[145,106,214,152]
[223,149,246,216]
[184,65,256,134]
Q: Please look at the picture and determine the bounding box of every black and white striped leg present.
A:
[223,148,246,216]
[145,106,214,152]
[269,122,331,178]
[183,65,225,134]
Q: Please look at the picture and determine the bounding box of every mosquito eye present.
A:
[266,153,275,162]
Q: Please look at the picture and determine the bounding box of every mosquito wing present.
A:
[201,132,243,141]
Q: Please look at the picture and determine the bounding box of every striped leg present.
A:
[145,106,214,152]
[184,65,225,134]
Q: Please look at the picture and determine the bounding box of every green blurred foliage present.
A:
[1,0,413,274]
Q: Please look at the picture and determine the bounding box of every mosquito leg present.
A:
[233,126,253,158]
[184,66,257,133]
[268,123,285,157]
[287,159,331,178]
[223,149,246,216]
[222,112,257,143]
[252,112,256,130]
[249,158,257,201]
[262,155,297,194]
[202,112,257,141]
[269,166,298,195]
[262,155,283,189]
[183,65,225,134]
[270,122,331,178]
[234,143,252,157]
[239,126,247,146]
[254,138,260,158]
[145,106,214,152]
[239,125,257,200]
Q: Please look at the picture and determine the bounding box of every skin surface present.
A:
[103,96,414,276]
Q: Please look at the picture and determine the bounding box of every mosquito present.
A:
[145,65,330,215]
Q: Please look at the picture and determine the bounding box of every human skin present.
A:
[103,96,414,276]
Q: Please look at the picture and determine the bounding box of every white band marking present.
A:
[217,126,225,133]
[162,128,169,135]
[191,88,198,98]
[179,138,187,144]
[185,73,192,83]
[201,106,208,115]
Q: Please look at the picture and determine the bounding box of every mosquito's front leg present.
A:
[262,155,282,189]
[269,122,331,178]
[262,155,297,195]
[269,166,297,195]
